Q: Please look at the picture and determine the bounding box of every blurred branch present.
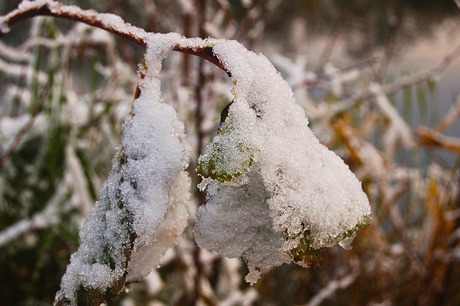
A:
[291,57,379,91]
[0,0,230,75]
[386,186,429,278]
[332,42,460,114]
[414,126,460,154]
[0,105,42,171]
[317,8,349,70]
[0,40,30,62]
[383,41,460,93]
[0,181,69,248]
[0,58,47,82]
[0,204,57,247]
[193,0,208,303]
[436,98,460,133]
[376,2,406,80]
[305,260,360,306]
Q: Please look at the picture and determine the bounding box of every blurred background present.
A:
[1,0,459,305]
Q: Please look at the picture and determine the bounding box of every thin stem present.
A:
[0,0,230,75]
[192,1,207,304]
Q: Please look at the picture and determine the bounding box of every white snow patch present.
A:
[55,32,371,301]
[55,33,190,304]
[195,39,371,283]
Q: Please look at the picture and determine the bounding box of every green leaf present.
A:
[197,133,254,182]
[197,102,255,183]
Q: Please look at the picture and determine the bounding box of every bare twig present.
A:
[0,0,230,75]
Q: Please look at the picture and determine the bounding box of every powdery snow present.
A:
[55,31,371,302]
[195,39,371,283]
[55,33,190,304]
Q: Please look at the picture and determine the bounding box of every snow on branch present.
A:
[0,176,71,247]
[0,0,230,74]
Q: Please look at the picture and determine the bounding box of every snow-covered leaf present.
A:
[195,39,371,284]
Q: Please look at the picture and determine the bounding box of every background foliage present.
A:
[0,0,459,305]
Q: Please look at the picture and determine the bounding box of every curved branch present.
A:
[0,0,230,75]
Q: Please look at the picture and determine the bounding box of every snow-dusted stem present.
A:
[0,0,230,75]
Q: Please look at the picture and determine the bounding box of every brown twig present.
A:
[414,126,460,154]
[0,0,230,75]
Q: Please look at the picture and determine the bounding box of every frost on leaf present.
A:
[55,33,190,305]
[194,39,371,284]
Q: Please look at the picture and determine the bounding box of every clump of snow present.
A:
[195,39,371,283]
[126,171,190,282]
[54,30,370,301]
[55,33,190,304]
[195,170,285,284]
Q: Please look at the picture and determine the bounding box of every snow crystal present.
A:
[55,33,190,304]
[195,39,371,283]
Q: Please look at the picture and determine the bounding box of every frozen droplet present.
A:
[339,237,355,251]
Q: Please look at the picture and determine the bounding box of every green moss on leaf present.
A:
[197,103,254,183]
[285,214,371,264]
[197,139,253,183]
[287,230,321,267]
[338,214,371,241]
